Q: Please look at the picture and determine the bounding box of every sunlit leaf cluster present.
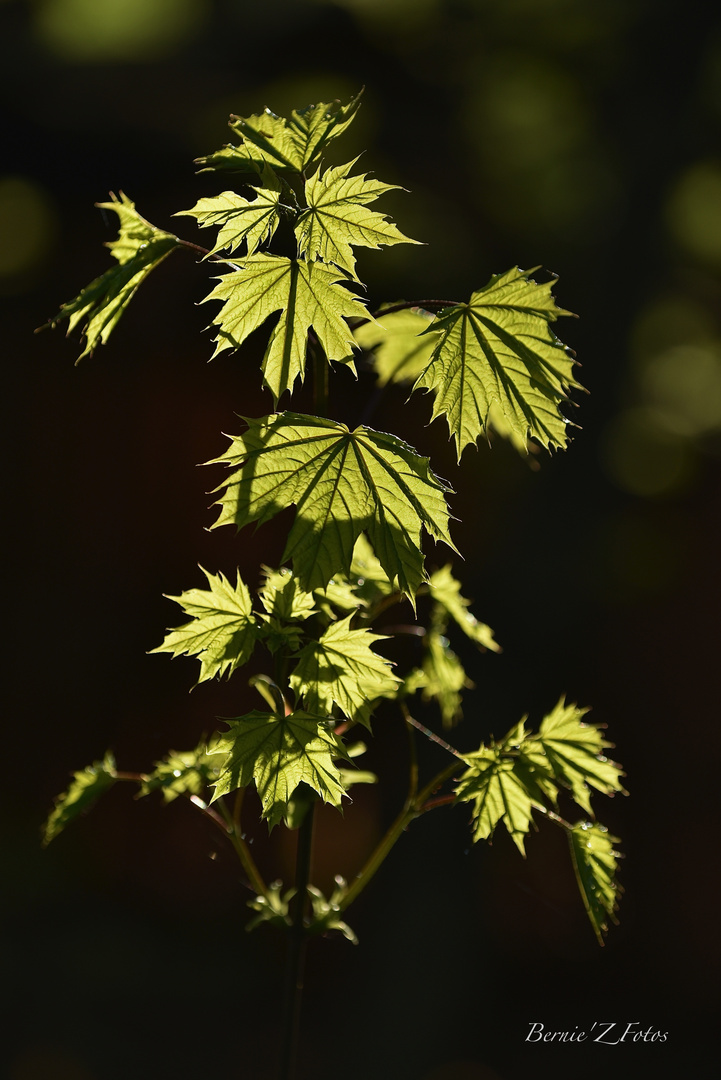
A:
[43,90,623,947]
[455,700,625,939]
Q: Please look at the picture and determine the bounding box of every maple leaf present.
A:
[42,753,117,846]
[405,630,471,727]
[569,822,622,944]
[413,267,581,458]
[257,566,317,654]
[296,159,419,278]
[289,614,401,728]
[455,745,535,855]
[428,564,500,652]
[151,567,258,685]
[208,412,455,602]
[355,307,441,386]
[203,255,366,401]
[140,740,220,803]
[259,566,317,622]
[209,709,348,828]
[521,698,625,815]
[46,193,180,359]
[196,92,362,174]
[175,167,282,257]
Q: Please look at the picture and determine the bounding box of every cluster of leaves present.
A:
[43,91,624,944]
[455,699,625,941]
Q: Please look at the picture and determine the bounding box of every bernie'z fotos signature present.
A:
[526,1022,668,1045]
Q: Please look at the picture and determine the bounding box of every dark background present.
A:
[2,1,720,1078]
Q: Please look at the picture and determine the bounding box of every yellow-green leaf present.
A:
[209,709,348,828]
[259,566,317,622]
[405,630,471,727]
[289,614,401,727]
[151,567,258,685]
[203,255,366,401]
[43,753,117,846]
[208,413,455,602]
[196,92,362,174]
[356,307,441,386]
[296,159,419,278]
[139,740,220,803]
[455,746,535,855]
[175,168,282,257]
[524,699,626,815]
[413,267,581,459]
[48,192,179,359]
[569,821,622,944]
[429,564,500,652]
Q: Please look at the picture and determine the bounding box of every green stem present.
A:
[338,758,461,913]
[176,237,240,269]
[279,802,316,1080]
[402,708,464,759]
[115,771,269,897]
[533,803,573,831]
[370,299,461,318]
[216,800,269,900]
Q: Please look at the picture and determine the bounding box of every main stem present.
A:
[279,802,316,1080]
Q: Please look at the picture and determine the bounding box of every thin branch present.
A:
[370,299,461,318]
[176,237,241,270]
[419,793,456,815]
[401,704,464,759]
[216,800,269,899]
[279,803,315,1080]
[337,758,461,914]
[404,711,419,805]
[115,770,242,852]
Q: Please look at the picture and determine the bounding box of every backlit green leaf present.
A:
[289,614,401,728]
[429,564,500,652]
[203,255,366,401]
[259,566,317,622]
[140,741,220,803]
[209,709,348,828]
[405,630,471,727]
[349,533,396,604]
[569,822,622,944]
[296,159,419,278]
[455,746,535,855]
[307,882,358,943]
[175,167,282,257]
[356,307,441,385]
[48,193,180,360]
[196,92,362,174]
[524,699,626,815]
[151,567,258,685]
[209,413,455,601]
[413,267,581,458]
[43,753,117,846]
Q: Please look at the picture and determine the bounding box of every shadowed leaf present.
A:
[290,614,401,728]
[43,753,117,845]
[210,710,348,828]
